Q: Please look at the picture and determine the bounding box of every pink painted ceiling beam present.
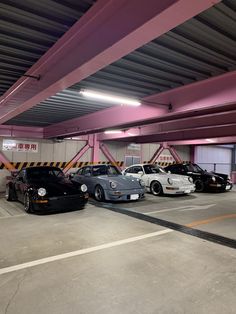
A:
[167,137,236,145]
[45,70,236,139]
[132,124,236,143]
[44,105,167,138]
[143,70,236,115]
[98,109,236,141]
[0,152,16,171]
[0,0,219,124]
[0,125,43,139]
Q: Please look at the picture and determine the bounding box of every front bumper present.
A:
[32,193,88,213]
[163,184,195,195]
[104,188,145,201]
[207,182,233,192]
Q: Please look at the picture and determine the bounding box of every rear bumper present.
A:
[32,194,88,213]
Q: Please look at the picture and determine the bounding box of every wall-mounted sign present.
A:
[158,154,174,162]
[2,139,38,153]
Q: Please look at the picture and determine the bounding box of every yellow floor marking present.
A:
[186,214,236,227]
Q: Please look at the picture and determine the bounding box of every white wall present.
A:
[195,145,232,175]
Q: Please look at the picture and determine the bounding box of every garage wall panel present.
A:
[195,145,232,175]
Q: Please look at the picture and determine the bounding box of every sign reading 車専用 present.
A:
[2,139,38,153]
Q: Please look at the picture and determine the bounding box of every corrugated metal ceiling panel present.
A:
[0,0,96,96]
[4,0,236,127]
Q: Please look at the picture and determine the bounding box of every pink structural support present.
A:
[0,0,219,125]
[0,152,16,172]
[98,109,236,143]
[0,125,43,139]
[63,142,90,174]
[168,146,182,163]
[149,144,165,164]
[100,143,122,172]
[89,134,100,164]
[45,70,236,139]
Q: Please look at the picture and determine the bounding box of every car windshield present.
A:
[92,165,121,176]
[143,164,166,174]
[26,167,65,182]
[186,164,203,173]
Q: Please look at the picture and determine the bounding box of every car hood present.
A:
[29,179,83,196]
[97,175,142,189]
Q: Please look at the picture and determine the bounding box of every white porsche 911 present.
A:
[123,164,195,196]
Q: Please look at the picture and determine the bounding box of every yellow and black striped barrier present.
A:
[0,161,124,171]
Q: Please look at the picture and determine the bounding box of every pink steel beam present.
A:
[0,152,16,171]
[0,125,43,139]
[168,146,182,163]
[44,104,167,138]
[63,142,90,174]
[100,143,122,172]
[149,145,165,164]
[167,137,236,145]
[45,70,236,139]
[89,134,100,163]
[99,109,236,141]
[132,124,236,143]
[0,0,219,124]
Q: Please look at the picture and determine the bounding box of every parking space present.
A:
[0,192,236,314]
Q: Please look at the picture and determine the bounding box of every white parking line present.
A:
[145,204,216,215]
[0,229,173,275]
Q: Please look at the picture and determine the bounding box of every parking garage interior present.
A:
[0,1,236,314]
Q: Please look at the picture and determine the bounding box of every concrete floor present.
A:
[0,190,236,314]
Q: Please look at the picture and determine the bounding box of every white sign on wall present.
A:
[2,139,38,153]
[157,154,174,162]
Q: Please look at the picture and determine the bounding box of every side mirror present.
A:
[138,171,144,175]
[85,173,91,177]
[168,171,171,174]
[69,173,75,179]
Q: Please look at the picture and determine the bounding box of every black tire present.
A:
[195,180,205,192]
[5,185,14,201]
[94,185,105,202]
[24,193,33,213]
[150,181,163,196]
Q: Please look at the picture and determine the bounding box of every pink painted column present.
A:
[90,134,100,164]
[0,152,16,171]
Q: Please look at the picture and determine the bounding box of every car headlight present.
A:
[139,179,145,187]
[167,178,173,185]
[188,177,193,183]
[81,184,88,192]
[38,188,46,196]
[110,181,117,189]
[211,176,216,182]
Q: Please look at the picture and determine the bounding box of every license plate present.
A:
[185,190,191,193]
[130,194,139,200]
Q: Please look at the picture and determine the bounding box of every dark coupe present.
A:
[165,163,232,192]
[6,166,89,213]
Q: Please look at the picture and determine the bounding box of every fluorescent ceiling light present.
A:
[104,130,123,134]
[206,138,215,143]
[80,90,141,106]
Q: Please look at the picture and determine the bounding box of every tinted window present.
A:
[132,166,143,173]
[26,167,64,182]
[92,165,121,176]
[186,164,203,173]
[144,164,166,174]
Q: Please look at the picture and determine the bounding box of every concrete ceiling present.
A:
[1,0,236,145]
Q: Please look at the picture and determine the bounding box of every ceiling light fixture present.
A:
[80,90,141,106]
[104,130,123,134]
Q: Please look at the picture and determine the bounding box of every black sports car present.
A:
[165,163,233,192]
[6,166,89,213]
